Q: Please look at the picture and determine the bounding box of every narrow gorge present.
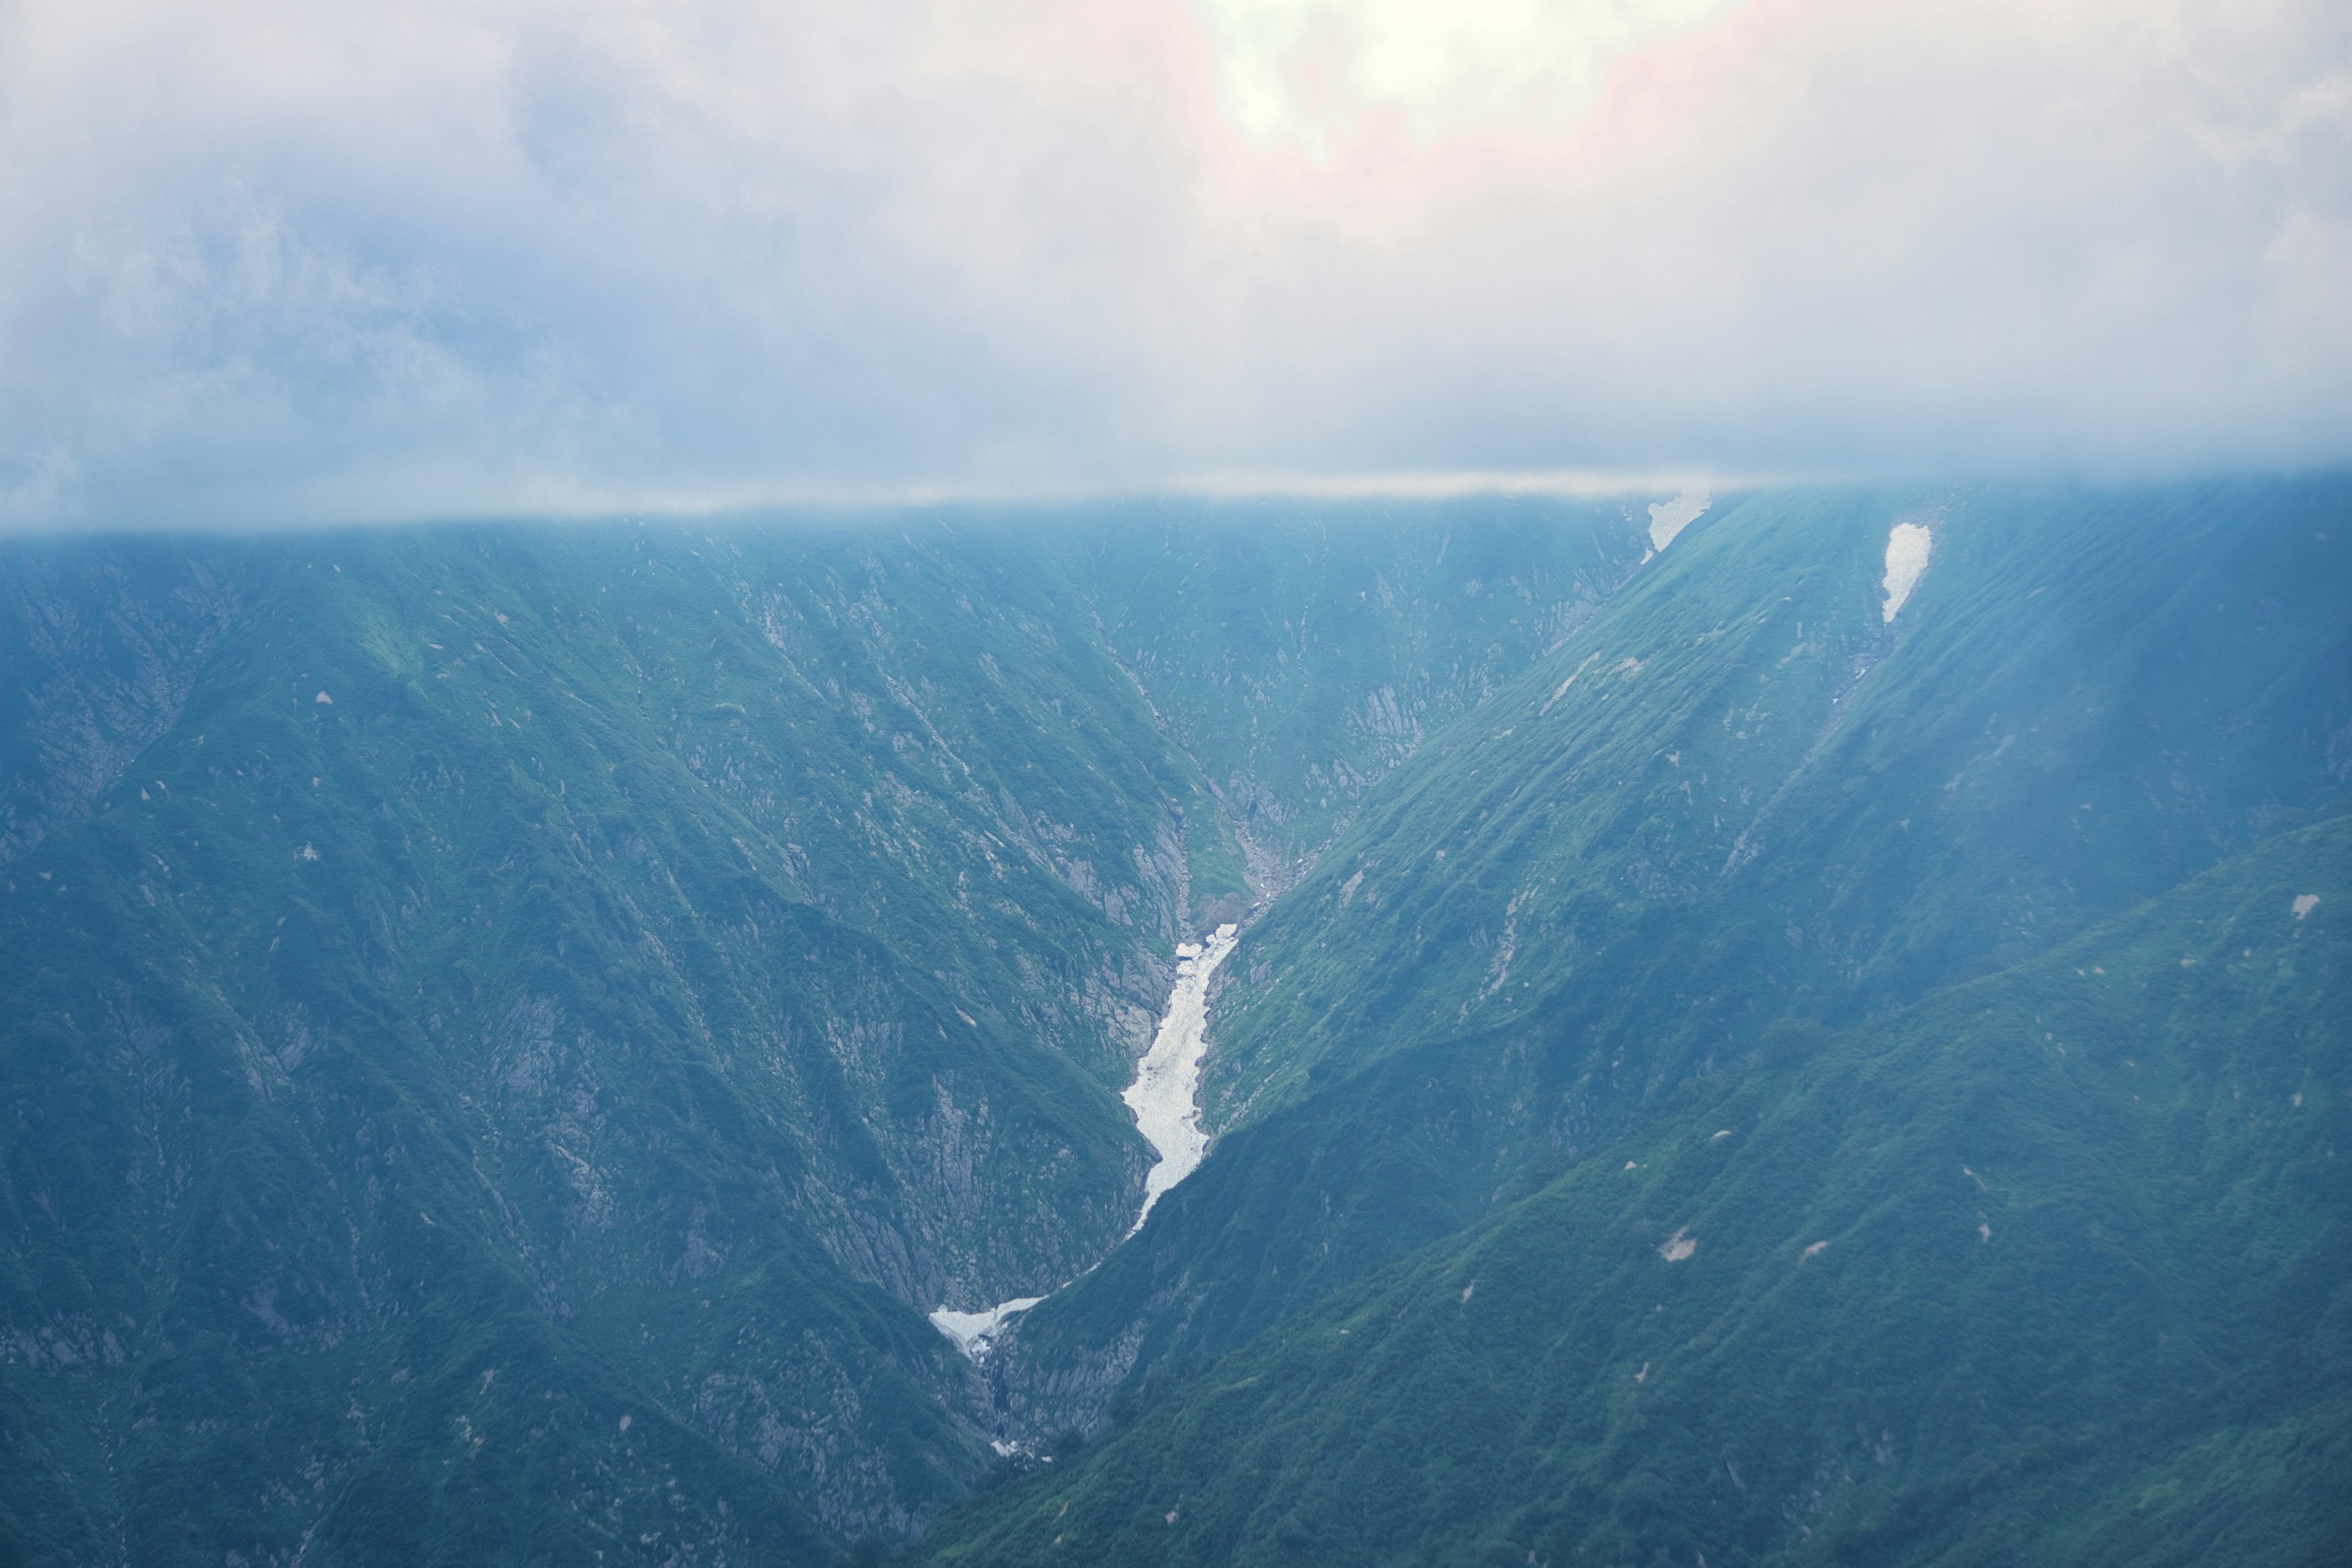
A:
[929,922,1243,1362]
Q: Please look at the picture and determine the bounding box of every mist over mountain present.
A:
[6,0,2349,524]
[7,0,2347,1558]
[1,479,2345,1566]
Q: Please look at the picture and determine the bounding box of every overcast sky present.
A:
[3,0,2347,528]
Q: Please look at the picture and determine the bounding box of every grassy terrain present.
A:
[2,483,2342,1563]
[991,480,2352,1420]
[917,813,2352,1566]
[0,499,1641,1564]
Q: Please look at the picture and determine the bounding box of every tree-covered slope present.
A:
[915,812,2352,1567]
[0,499,1642,1564]
[1211,480,2351,1117]
[990,478,2352,1428]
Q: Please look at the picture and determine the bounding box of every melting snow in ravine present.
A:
[1122,923,1240,1235]
[928,1297,1043,1360]
[1882,521,1933,622]
[927,921,1241,1360]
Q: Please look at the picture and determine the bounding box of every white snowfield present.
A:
[927,1297,1044,1359]
[1122,922,1241,1235]
[1882,521,1933,622]
[928,921,1242,1361]
[1643,488,1711,560]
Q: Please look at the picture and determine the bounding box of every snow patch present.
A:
[928,1298,1043,1360]
[1645,488,1711,559]
[1124,923,1241,1235]
[1881,521,1933,623]
[928,925,1243,1362]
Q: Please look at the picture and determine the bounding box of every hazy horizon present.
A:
[6,0,2348,530]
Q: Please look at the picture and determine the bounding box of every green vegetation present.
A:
[0,499,1642,1564]
[919,813,2351,1565]
[2,482,2345,1564]
[997,480,2352,1416]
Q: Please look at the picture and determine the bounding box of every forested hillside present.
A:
[2,481,2345,1566]
[0,499,1643,1564]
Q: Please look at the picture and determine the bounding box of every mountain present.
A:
[916,812,2351,1566]
[982,480,2352,1436]
[0,499,1645,1565]
[1,480,2345,1566]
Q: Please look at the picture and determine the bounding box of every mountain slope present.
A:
[1044,496,1652,872]
[3,485,2340,1562]
[0,499,1645,1564]
[915,812,2352,1566]
[990,478,2352,1430]
[1,526,1194,1562]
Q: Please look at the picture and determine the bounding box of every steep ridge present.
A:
[915,813,2352,1566]
[6,487,2337,1560]
[0,498,1646,1564]
[990,479,2352,1428]
[1,527,1211,1562]
[1046,497,1654,874]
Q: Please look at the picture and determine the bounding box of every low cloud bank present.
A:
[2,0,2346,529]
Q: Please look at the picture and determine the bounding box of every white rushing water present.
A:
[927,922,1241,1360]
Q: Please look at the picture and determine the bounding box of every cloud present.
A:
[1,0,2347,529]
[1197,0,1744,141]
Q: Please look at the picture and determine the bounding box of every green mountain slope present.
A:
[1,527,1183,1564]
[0,500,1642,1564]
[2,485,2341,1563]
[1046,497,1652,871]
[989,479,2351,1433]
[915,813,2352,1567]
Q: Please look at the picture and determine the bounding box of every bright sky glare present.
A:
[1,0,2346,527]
